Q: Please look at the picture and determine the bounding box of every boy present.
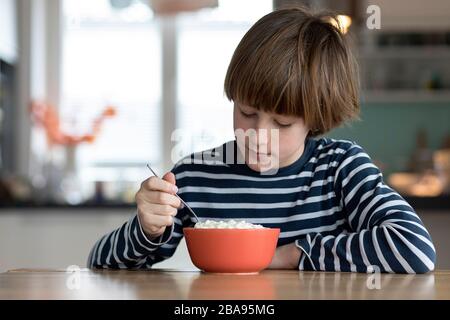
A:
[88,7,435,273]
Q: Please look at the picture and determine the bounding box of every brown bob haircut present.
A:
[224,6,360,136]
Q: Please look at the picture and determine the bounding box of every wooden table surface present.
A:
[1,268,449,300]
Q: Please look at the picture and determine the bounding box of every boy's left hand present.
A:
[268,242,302,269]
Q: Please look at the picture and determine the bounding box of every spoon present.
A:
[146,164,200,224]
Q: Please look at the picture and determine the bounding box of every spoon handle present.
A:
[146,164,200,223]
[174,194,200,222]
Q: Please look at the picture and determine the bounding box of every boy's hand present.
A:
[135,172,182,240]
[268,242,302,269]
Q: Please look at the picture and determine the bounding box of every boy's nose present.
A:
[247,130,270,152]
[257,127,268,140]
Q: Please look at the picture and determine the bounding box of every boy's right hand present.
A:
[135,172,182,241]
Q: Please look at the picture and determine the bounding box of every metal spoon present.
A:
[146,164,200,224]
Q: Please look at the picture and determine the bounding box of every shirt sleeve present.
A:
[295,143,436,273]
[87,210,191,269]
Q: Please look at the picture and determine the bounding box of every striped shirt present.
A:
[88,137,436,273]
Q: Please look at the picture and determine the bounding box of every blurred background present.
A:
[0,0,449,271]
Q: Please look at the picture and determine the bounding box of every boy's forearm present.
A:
[88,214,164,269]
[327,144,436,273]
[296,213,435,274]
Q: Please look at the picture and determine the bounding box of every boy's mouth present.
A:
[246,146,270,156]
[245,147,274,166]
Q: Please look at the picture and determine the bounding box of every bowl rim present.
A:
[183,227,280,232]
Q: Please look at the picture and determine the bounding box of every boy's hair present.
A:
[224,6,360,136]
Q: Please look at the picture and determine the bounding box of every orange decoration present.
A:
[30,101,117,147]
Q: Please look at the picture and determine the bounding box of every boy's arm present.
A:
[87,210,189,269]
[87,162,193,269]
[295,143,436,273]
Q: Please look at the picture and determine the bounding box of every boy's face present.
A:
[233,102,310,173]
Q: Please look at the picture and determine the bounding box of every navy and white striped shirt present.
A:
[88,137,436,273]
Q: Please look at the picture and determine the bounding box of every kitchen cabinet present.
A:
[0,207,449,272]
[358,0,450,103]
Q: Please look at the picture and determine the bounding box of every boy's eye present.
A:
[240,110,256,118]
[274,120,292,128]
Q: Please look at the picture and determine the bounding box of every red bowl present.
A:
[183,227,280,274]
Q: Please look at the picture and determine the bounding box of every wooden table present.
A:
[1,268,449,300]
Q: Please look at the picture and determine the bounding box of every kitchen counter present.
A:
[1,269,449,300]
[2,195,449,211]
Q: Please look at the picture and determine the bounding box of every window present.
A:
[59,0,272,203]
[175,0,273,157]
[61,0,160,201]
